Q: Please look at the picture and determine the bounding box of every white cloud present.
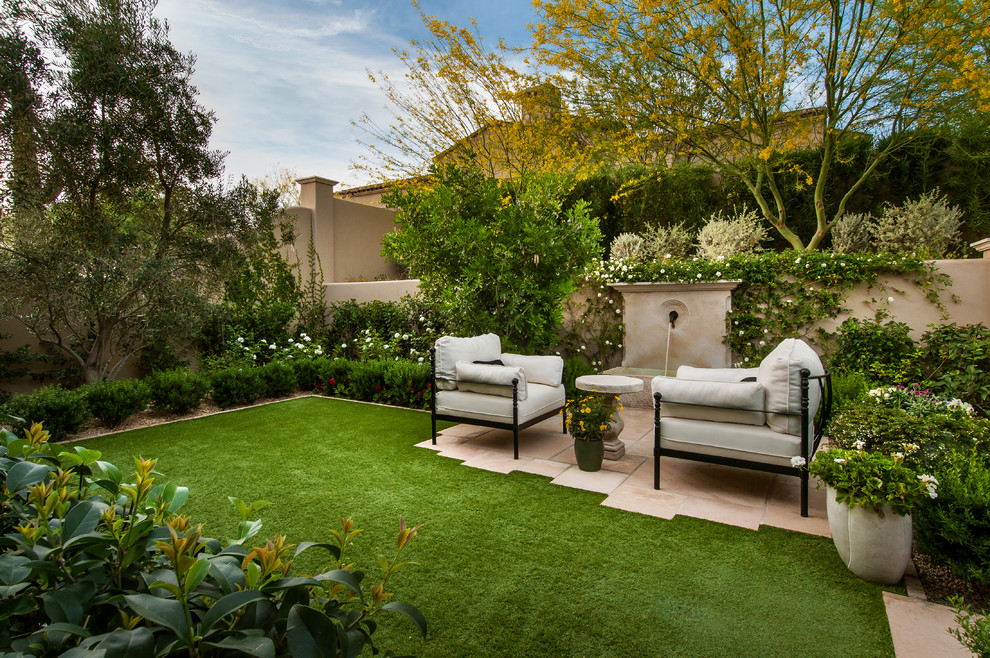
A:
[153,0,539,188]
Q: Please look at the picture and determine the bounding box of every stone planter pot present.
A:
[573,438,604,472]
[826,486,913,585]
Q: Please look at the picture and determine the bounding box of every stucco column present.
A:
[296,176,338,282]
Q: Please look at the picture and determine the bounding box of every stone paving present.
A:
[414,406,973,657]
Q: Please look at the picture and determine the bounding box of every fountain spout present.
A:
[668,310,679,329]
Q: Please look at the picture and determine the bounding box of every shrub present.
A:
[826,393,990,472]
[2,385,90,440]
[640,222,694,260]
[382,359,433,409]
[383,166,602,353]
[906,323,990,416]
[873,189,963,258]
[949,596,990,655]
[695,206,769,260]
[609,232,645,261]
[291,356,332,391]
[830,212,874,254]
[344,360,388,403]
[0,422,426,656]
[146,368,210,414]
[826,315,916,380]
[915,450,990,586]
[829,371,872,411]
[807,447,934,515]
[259,360,298,398]
[210,367,266,408]
[85,378,152,428]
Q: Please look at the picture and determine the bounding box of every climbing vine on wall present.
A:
[585,251,951,365]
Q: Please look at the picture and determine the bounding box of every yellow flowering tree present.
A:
[533,0,990,250]
[353,1,619,182]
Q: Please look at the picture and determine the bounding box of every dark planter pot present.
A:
[573,437,604,472]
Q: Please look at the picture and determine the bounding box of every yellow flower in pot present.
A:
[563,394,617,472]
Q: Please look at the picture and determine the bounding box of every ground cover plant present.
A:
[81,397,897,656]
[0,421,425,656]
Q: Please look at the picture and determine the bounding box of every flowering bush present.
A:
[564,395,618,441]
[867,384,974,416]
[808,448,936,516]
[826,392,989,473]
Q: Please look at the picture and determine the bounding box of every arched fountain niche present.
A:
[604,281,740,406]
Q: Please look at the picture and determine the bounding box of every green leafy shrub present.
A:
[0,423,426,656]
[949,595,990,655]
[830,371,872,411]
[383,166,602,353]
[259,360,298,398]
[291,356,332,391]
[146,368,210,415]
[344,360,388,403]
[826,315,916,379]
[210,367,266,408]
[381,359,432,409]
[807,448,935,515]
[695,206,769,260]
[826,393,990,472]
[915,450,990,586]
[906,323,990,415]
[2,385,90,440]
[85,378,152,428]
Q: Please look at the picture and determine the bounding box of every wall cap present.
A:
[295,176,339,187]
[971,237,990,255]
[609,281,742,293]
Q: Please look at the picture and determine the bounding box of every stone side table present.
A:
[574,375,644,460]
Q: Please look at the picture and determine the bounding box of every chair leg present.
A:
[513,425,519,460]
[800,471,809,518]
[431,413,437,445]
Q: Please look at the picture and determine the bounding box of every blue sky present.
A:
[153,0,538,189]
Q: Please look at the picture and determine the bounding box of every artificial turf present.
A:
[82,396,895,657]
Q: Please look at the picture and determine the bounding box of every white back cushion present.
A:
[757,338,825,434]
[455,361,528,399]
[500,353,564,387]
[434,334,501,390]
[676,366,760,382]
[652,376,766,426]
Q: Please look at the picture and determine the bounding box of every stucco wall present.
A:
[324,280,421,305]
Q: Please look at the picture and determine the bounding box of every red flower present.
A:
[375,385,382,391]
[328,378,336,386]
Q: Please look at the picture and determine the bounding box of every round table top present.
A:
[575,374,644,394]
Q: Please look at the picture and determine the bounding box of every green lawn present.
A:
[82,396,895,657]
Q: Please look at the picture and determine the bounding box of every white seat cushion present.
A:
[757,338,825,435]
[435,383,565,426]
[658,416,805,468]
[652,376,765,426]
[434,334,501,390]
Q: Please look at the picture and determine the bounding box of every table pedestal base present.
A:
[602,396,625,460]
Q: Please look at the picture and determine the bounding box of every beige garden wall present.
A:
[610,255,990,372]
